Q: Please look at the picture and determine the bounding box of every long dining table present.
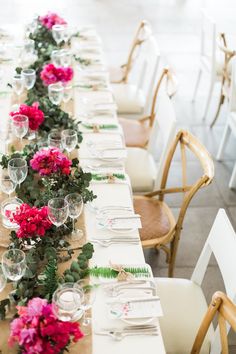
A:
[0,24,166,354]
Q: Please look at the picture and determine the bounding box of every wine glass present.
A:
[52,283,84,321]
[61,129,78,156]
[48,198,69,227]
[62,84,73,113]
[48,83,64,105]
[51,49,63,66]
[0,173,16,198]
[61,49,72,67]
[65,193,83,239]
[52,24,66,46]
[12,74,24,103]
[2,249,26,281]
[8,158,28,188]
[0,265,6,292]
[48,131,62,150]
[24,39,35,55]
[11,114,28,150]
[22,68,36,90]
[77,278,97,334]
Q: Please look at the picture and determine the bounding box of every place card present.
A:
[108,296,163,319]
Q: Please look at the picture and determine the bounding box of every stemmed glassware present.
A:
[62,84,73,113]
[61,49,72,67]
[0,173,16,198]
[12,74,24,103]
[48,131,62,150]
[2,249,26,281]
[48,83,64,105]
[24,39,35,55]
[51,50,63,66]
[61,129,78,156]
[77,278,97,334]
[22,68,36,90]
[52,24,66,46]
[48,198,69,228]
[0,265,6,292]
[65,193,83,239]
[52,283,84,321]
[8,158,28,188]
[11,114,28,149]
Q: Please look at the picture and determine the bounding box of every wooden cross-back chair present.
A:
[112,20,152,84]
[210,33,236,128]
[134,130,214,277]
[119,67,177,148]
[191,291,236,354]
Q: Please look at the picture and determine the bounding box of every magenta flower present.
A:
[39,12,67,30]
[30,147,72,176]
[40,63,73,86]
[9,297,83,354]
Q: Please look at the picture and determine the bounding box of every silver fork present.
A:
[95,329,158,341]
[91,238,139,247]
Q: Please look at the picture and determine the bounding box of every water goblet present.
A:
[2,249,26,281]
[24,39,35,55]
[48,83,64,105]
[52,283,84,321]
[48,131,62,150]
[61,129,77,156]
[62,84,73,113]
[48,198,69,228]
[0,265,6,292]
[52,24,66,46]
[22,68,36,90]
[63,26,71,45]
[0,173,16,198]
[65,193,83,239]
[12,74,24,103]
[11,114,28,149]
[77,278,97,334]
[51,49,63,66]
[8,158,28,188]
[61,49,72,67]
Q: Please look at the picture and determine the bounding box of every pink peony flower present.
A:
[30,147,72,176]
[11,204,52,239]
[9,297,83,354]
[10,102,44,131]
[40,63,73,86]
[39,12,67,30]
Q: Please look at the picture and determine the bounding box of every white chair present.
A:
[155,209,236,354]
[125,92,177,192]
[217,57,236,189]
[111,34,160,116]
[192,8,224,121]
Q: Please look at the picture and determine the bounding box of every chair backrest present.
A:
[147,91,177,189]
[127,32,160,113]
[191,291,236,354]
[156,130,214,233]
[200,8,217,74]
[123,20,152,84]
[228,57,236,112]
[191,209,236,354]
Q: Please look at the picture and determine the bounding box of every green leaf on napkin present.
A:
[82,123,118,130]
[91,173,125,181]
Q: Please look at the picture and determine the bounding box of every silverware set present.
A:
[95,324,158,340]
[90,237,140,247]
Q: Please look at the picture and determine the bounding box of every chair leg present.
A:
[216,124,231,160]
[202,79,215,121]
[210,76,226,129]
[229,163,236,189]
[168,233,180,278]
[192,69,202,102]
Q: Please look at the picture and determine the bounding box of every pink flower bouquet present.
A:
[30,147,72,176]
[40,63,73,86]
[10,203,52,239]
[9,297,83,354]
[10,103,44,131]
[39,12,67,30]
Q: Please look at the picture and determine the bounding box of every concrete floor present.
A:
[1,0,236,350]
